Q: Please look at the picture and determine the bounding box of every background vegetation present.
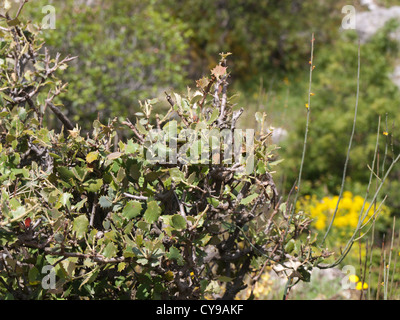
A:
[2,0,400,299]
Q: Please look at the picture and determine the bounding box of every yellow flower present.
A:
[305,103,309,109]
[349,275,359,283]
[383,131,388,136]
[356,281,368,290]
[315,218,326,230]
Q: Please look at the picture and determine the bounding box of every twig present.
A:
[231,108,244,129]
[121,118,145,143]
[322,39,361,244]
[281,33,315,251]
[89,194,98,227]
[14,0,29,20]
[123,192,148,201]
[47,101,75,131]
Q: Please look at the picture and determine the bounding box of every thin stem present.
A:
[282,33,314,249]
[318,151,400,269]
[382,113,389,175]
[322,40,361,244]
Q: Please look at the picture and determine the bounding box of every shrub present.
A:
[0,4,327,300]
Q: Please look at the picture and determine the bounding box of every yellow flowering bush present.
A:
[298,191,391,240]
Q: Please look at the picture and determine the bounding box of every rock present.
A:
[390,65,400,90]
[356,6,400,43]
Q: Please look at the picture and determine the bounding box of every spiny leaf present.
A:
[83,179,103,192]
[170,214,186,230]
[196,77,210,90]
[86,151,99,163]
[144,201,161,224]
[122,201,142,220]
[73,215,89,239]
[211,65,227,78]
[103,242,117,259]
[99,196,113,209]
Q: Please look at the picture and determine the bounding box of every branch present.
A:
[47,101,75,131]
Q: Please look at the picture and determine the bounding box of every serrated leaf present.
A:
[56,166,75,180]
[59,193,73,209]
[83,179,103,192]
[122,201,142,220]
[117,262,126,272]
[136,121,147,135]
[167,246,184,266]
[211,65,227,78]
[126,139,138,154]
[144,201,161,224]
[169,167,185,183]
[99,196,113,209]
[196,77,210,90]
[170,214,186,230]
[79,269,99,290]
[73,215,89,239]
[103,242,117,259]
[86,151,99,163]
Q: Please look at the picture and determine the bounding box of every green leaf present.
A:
[99,196,113,209]
[11,206,25,220]
[136,121,147,135]
[116,167,126,182]
[284,239,295,253]
[144,201,161,224]
[7,18,20,27]
[83,179,103,192]
[167,246,184,266]
[59,193,73,209]
[240,193,259,205]
[86,151,99,163]
[56,166,75,180]
[170,214,186,230]
[126,139,138,154]
[122,201,142,220]
[28,266,39,284]
[217,276,234,282]
[73,215,89,239]
[169,167,185,183]
[103,242,117,259]
[207,198,220,208]
[207,108,219,124]
[268,159,284,167]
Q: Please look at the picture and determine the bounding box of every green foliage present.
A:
[0,8,327,299]
[281,22,400,206]
[24,0,192,129]
[166,0,350,81]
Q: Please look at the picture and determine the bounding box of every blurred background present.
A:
[22,0,400,299]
